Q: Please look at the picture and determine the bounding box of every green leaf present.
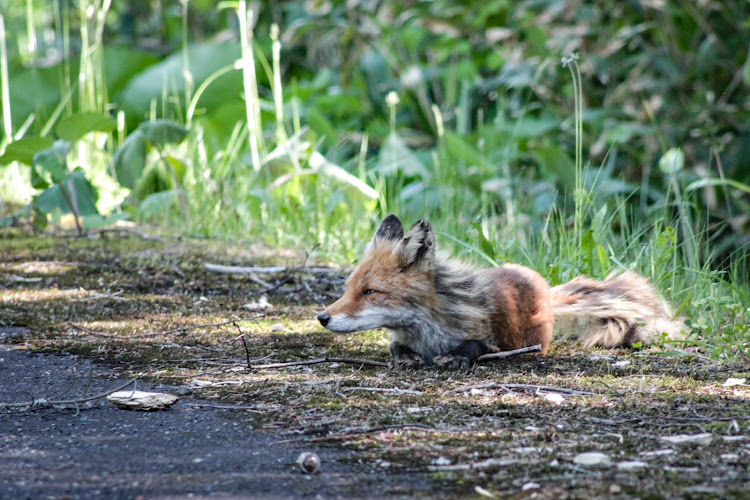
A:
[34,171,99,216]
[164,155,187,181]
[581,230,595,276]
[308,151,378,204]
[114,130,148,189]
[471,222,497,262]
[33,140,71,185]
[534,145,576,191]
[596,244,610,275]
[133,162,173,200]
[139,189,180,219]
[139,120,189,147]
[115,41,242,121]
[375,133,430,178]
[685,177,750,195]
[55,112,117,142]
[82,212,130,229]
[444,133,490,169]
[495,116,560,138]
[0,137,55,166]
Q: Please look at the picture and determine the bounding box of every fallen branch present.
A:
[68,319,261,340]
[203,262,342,275]
[0,378,137,410]
[342,386,424,395]
[251,357,388,369]
[427,457,519,472]
[449,382,597,396]
[477,344,541,361]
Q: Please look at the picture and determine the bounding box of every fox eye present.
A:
[362,289,377,296]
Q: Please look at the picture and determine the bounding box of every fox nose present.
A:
[317,313,331,327]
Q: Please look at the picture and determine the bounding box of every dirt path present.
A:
[0,342,444,499]
[1,233,749,499]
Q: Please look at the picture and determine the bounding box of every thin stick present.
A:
[342,386,423,395]
[448,382,597,396]
[427,457,519,472]
[234,323,252,369]
[251,357,388,369]
[477,344,541,361]
[68,319,259,340]
[0,378,137,409]
[203,263,342,275]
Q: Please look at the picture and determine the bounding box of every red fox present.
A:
[317,215,686,369]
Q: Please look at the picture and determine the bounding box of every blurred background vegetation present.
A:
[0,1,747,356]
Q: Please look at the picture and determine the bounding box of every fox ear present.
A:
[398,219,435,271]
[374,214,404,242]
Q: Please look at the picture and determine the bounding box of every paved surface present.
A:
[0,342,440,499]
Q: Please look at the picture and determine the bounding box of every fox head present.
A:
[317,214,437,333]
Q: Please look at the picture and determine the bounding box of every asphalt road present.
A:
[0,340,439,499]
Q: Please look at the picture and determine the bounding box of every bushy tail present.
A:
[550,271,685,348]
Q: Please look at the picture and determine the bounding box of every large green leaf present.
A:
[534,145,577,191]
[102,45,161,97]
[686,177,750,195]
[495,116,560,138]
[32,140,71,188]
[444,132,490,170]
[139,189,180,219]
[113,130,148,189]
[55,113,117,142]
[0,137,55,166]
[375,133,430,178]
[115,41,242,121]
[34,171,99,216]
[139,120,188,147]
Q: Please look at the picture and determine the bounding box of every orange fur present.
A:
[318,215,685,368]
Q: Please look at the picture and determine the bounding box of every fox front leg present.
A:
[389,342,425,370]
[433,340,494,370]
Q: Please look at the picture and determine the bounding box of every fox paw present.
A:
[433,354,471,370]
[390,354,423,370]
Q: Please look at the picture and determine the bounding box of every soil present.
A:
[1,230,749,499]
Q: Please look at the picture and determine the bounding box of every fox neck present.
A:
[389,255,495,360]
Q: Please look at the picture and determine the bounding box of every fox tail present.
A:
[550,271,685,348]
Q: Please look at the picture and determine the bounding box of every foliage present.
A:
[0,1,747,359]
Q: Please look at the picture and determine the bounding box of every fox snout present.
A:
[317,313,331,327]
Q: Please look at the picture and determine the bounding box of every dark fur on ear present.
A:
[398,219,435,270]
[374,214,404,242]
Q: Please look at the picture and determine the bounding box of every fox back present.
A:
[318,215,555,364]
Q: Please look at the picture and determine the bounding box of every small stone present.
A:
[543,393,565,405]
[612,360,631,367]
[609,484,622,494]
[573,452,611,467]
[641,449,675,458]
[720,453,740,463]
[296,452,321,474]
[107,390,178,411]
[659,433,713,446]
[724,378,746,387]
[432,456,451,466]
[617,460,647,471]
[522,482,540,491]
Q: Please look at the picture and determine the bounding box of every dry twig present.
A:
[477,344,542,361]
[0,378,138,410]
[251,357,388,369]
